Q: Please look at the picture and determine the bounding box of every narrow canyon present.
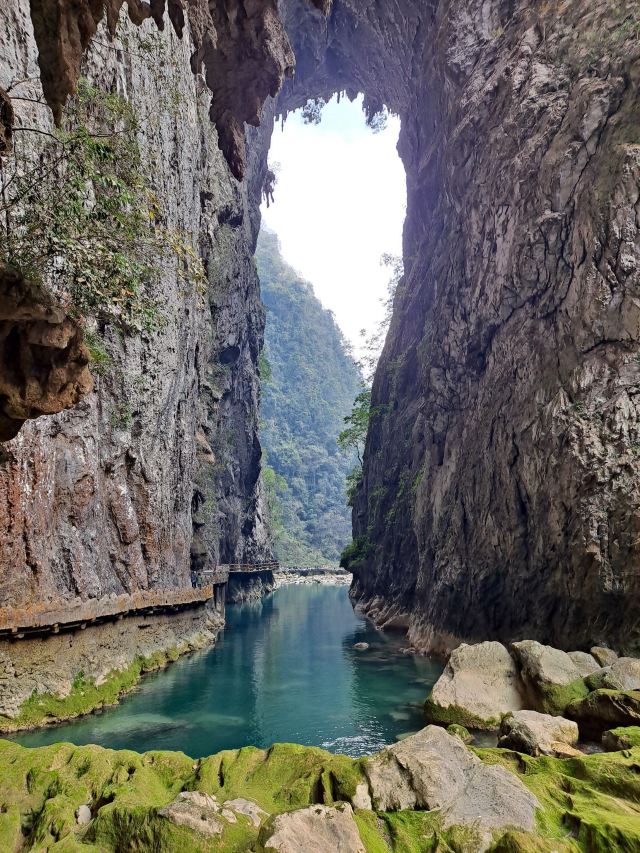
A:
[1,0,640,850]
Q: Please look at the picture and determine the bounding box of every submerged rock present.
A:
[498,710,579,757]
[258,803,365,853]
[425,642,525,729]
[363,726,538,835]
[511,641,588,715]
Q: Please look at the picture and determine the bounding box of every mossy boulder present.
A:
[511,641,589,715]
[425,641,525,731]
[566,689,640,738]
[602,726,640,751]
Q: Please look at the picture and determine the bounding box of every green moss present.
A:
[535,677,589,716]
[476,746,640,849]
[0,646,192,733]
[4,736,640,851]
[424,698,499,731]
[603,726,640,750]
[194,742,365,814]
[446,723,473,744]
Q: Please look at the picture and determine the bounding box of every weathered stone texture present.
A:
[339,0,640,654]
[0,1,270,611]
[0,600,223,718]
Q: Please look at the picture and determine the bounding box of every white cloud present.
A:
[261,94,406,356]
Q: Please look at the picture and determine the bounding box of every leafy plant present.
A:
[0,79,204,334]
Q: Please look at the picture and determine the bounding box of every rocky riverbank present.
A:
[0,601,223,732]
[2,717,640,851]
[273,568,352,588]
[425,639,640,758]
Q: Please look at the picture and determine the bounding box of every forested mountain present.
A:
[257,229,361,565]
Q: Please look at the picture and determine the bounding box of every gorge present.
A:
[1,0,640,850]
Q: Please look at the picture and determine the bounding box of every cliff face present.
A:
[2,0,639,658]
[0,1,270,608]
[345,0,640,654]
[269,0,640,654]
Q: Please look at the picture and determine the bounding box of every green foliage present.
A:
[338,389,372,467]
[257,229,361,564]
[0,78,204,334]
[339,535,374,571]
[84,329,113,376]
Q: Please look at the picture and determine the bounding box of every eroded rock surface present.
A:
[363,726,538,835]
[498,710,580,757]
[0,265,93,441]
[425,641,525,729]
[258,803,365,853]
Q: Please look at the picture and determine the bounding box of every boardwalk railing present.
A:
[218,562,280,574]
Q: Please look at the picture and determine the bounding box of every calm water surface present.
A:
[10,585,442,758]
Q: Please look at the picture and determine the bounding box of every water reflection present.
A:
[9,586,442,758]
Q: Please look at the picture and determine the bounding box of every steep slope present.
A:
[257,228,360,564]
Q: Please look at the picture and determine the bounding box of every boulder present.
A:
[511,641,588,715]
[158,791,223,837]
[591,647,619,667]
[602,726,640,751]
[353,642,369,651]
[424,642,525,729]
[498,710,579,757]
[258,804,365,853]
[363,726,538,835]
[600,658,640,691]
[567,690,640,738]
[76,804,92,826]
[568,651,600,677]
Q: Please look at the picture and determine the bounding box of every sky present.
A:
[261,94,406,357]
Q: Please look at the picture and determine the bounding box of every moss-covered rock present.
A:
[424,698,500,730]
[602,726,640,751]
[3,733,640,851]
[0,647,190,733]
[567,689,640,738]
[447,723,473,744]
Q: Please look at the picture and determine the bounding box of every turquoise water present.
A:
[9,585,442,758]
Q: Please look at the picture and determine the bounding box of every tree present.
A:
[337,388,371,467]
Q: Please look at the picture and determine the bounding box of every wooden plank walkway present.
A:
[0,585,216,638]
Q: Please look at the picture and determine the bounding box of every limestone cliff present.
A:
[2,0,640,662]
[0,1,270,609]
[265,0,640,655]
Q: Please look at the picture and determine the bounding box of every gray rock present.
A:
[425,642,525,729]
[258,804,365,853]
[363,726,538,835]
[224,798,268,828]
[511,641,588,714]
[353,642,370,651]
[158,791,223,837]
[498,710,579,757]
[568,651,601,677]
[591,647,619,667]
[601,658,640,691]
[76,804,92,826]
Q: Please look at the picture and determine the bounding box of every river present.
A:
[10,585,442,758]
